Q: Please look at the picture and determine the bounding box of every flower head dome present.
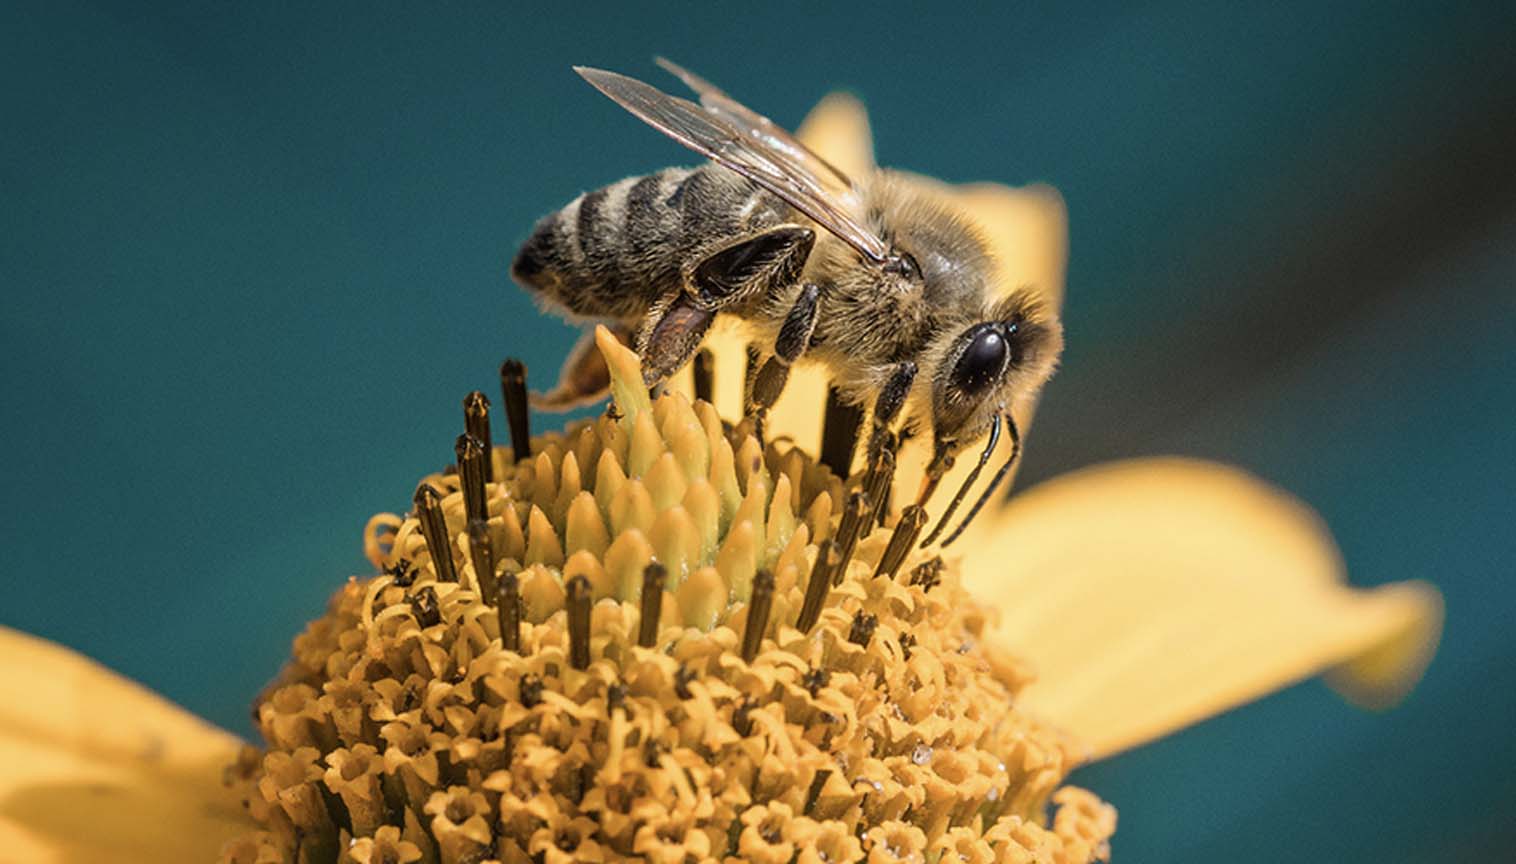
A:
[223,327,1117,862]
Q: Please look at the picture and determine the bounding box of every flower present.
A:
[0,92,1440,863]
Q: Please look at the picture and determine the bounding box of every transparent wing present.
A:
[575,65,890,263]
[654,57,856,192]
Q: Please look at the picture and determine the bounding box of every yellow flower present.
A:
[0,93,1440,862]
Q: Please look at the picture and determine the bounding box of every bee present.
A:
[511,59,1062,545]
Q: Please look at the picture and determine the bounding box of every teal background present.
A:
[3,1,1513,860]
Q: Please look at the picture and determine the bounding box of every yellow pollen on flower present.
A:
[219,328,1113,863]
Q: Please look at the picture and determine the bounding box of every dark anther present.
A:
[858,429,900,540]
[874,459,897,530]
[862,443,896,522]
[692,348,714,405]
[819,387,863,479]
[802,667,830,697]
[941,414,1021,547]
[899,632,917,660]
[638,562,666,648]
[831,491,868,585]
[499,358,532,463]
[409,586,441,628]
[413,484,456,583]
[455,433,489,525]
[497,569,522,652]
[463,390,494,482]
[796,539,834,633]
[741,569,775,662]
[873,505,927,580]
[804,769,832,815]
[922,414,1001,547]
[642,739,662,768]
[467,518,496,598]
[567,574,592,670]
[847,611,878,648]
[519,673,543,708]
[732,698,755,736]
[908,557,945,593]
[607,681,627,713]
[384,557,415,588]
[674,665,696,700]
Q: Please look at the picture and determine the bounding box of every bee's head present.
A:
[910,292,1062,546]
[926,292,1062,452]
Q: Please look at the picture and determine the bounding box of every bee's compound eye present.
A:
[952,327,1008,394]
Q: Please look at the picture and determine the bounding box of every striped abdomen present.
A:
[511,164,793,322]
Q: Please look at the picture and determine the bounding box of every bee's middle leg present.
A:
[638,224,815,387]
[746,283,821,438]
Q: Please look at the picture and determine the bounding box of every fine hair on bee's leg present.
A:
[638,225,814,389]
[745,283,821,442]
[939,413,1021,547]
[920,413,1002,547]
[866,362,917,461]
[855,361,916,539]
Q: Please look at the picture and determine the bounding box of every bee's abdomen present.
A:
[511,165,790,321]
[511,168,691,320]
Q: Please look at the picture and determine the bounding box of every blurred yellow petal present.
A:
[0,626,252,862]
[794,90,876,179]
[957,458,1443,760]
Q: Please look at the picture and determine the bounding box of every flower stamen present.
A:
[222,331,1114,863]
[498,357,532,462]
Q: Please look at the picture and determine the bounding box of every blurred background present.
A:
[3,1,1513,860]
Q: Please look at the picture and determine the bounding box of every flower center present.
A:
[219,342,1114,864]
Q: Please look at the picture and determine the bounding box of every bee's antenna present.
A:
[939,414,1020,548]
[920,413,1002,547]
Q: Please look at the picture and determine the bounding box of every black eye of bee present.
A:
[951,325,1010,394]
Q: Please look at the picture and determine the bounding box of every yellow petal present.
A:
[0,626,253,862]
[794,91,876,179]
[957,458,1442,760]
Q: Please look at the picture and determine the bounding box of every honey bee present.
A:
[511,59,1062,545]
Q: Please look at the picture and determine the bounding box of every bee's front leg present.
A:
[638,225,815,387]
[859,361,918,535]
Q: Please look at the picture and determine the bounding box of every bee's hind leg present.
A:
[745,283,821,441]
[637,292,718,389]
[638,224,816,391]
[687,225,814,309]
[531,323,637,411]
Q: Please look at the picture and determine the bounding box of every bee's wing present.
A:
[653,57,857,192]
[575,65,890,263]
